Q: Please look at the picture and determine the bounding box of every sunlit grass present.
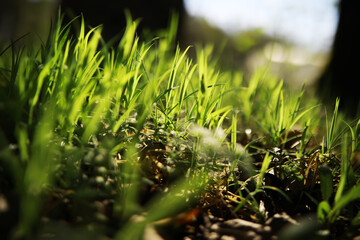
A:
[1,13,360,239]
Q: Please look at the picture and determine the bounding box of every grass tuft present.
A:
[1,13,360,239]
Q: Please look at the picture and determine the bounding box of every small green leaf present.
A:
[319,165,333,201]
[317,200,331,224]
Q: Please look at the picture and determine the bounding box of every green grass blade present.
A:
[256,152,272,190]
[329,185,360,223]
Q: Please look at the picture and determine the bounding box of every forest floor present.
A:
[1,16,360,240]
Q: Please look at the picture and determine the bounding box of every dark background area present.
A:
[60,0,186,42]
[317,0,360,116]
[0,0,186,44]
[0,0,359,117]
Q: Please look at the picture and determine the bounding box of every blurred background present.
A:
[1,0,359,115]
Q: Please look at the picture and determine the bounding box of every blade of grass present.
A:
[256,152,272,190]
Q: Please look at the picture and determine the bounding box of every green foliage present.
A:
[323,98,341,154]
[317,133,360,225]
[344,118,360,155]
[256,152,272,190]
[1,13,360,239]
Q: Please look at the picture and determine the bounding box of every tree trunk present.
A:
[317,0,360,117]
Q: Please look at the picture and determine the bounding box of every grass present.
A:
[1,13,360,239]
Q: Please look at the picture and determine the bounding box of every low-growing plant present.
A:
[318,134,360,226]
[1,12,360,240]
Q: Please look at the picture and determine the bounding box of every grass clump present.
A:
[1,14,360,239]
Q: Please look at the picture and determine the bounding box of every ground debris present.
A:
[182,212,301,240]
